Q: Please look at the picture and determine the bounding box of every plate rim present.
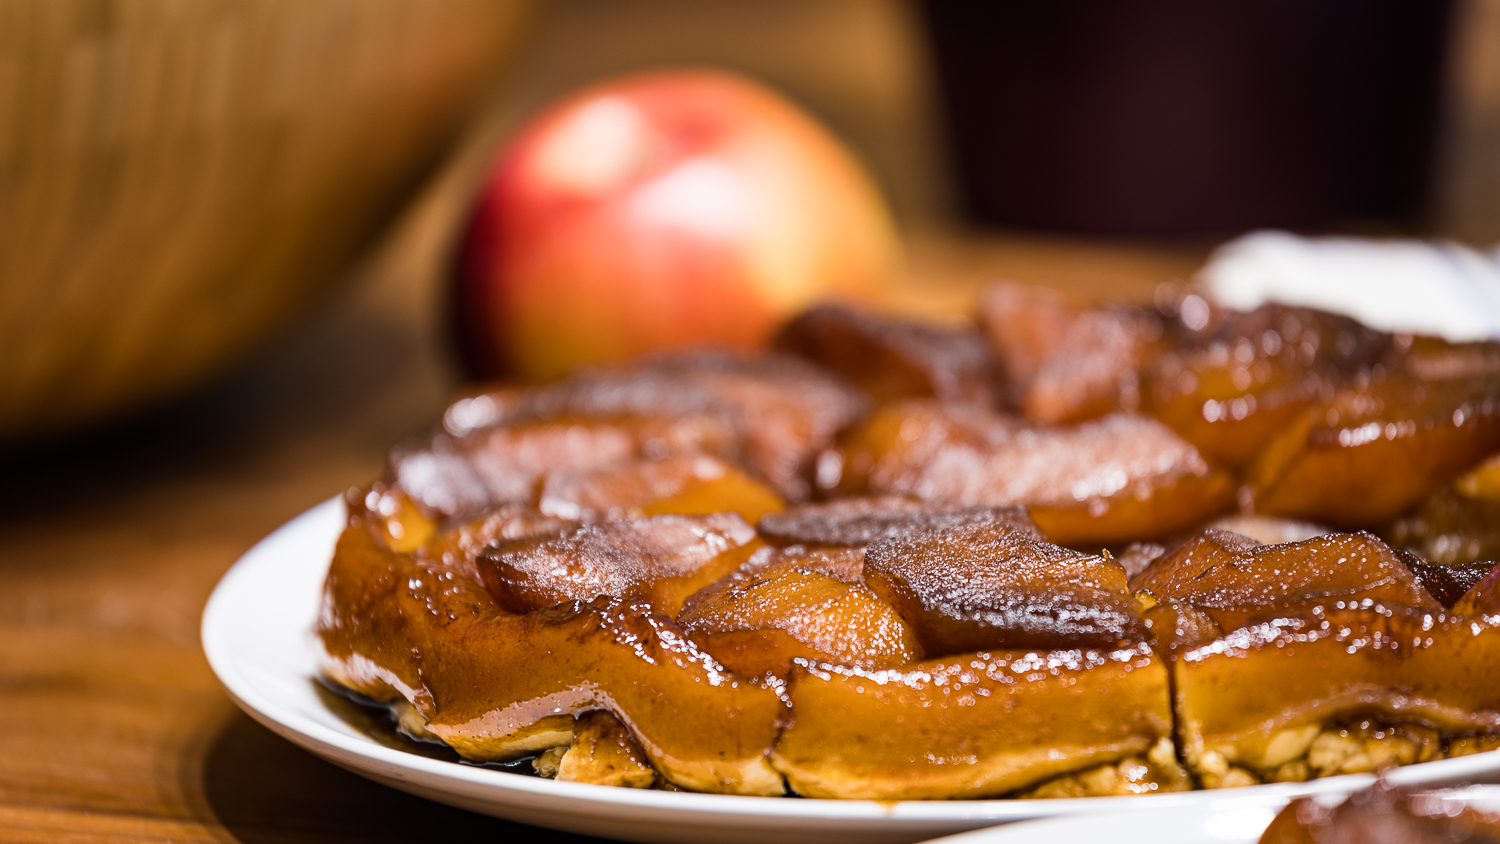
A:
[200,495,1500,836]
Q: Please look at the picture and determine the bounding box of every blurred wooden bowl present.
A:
[0,0,532,441]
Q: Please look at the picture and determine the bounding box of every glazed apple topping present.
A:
[318,293,1500,799]
[321,524,788,794]
[827,400,1235,543]
[863,520,1145,653]
[771,643,1179,799]
[537,453,783,524]
[1143,304,1389,468]
[1454,564,1500,618]
[1387,451,1500,566]
[417,504,575,580]
[476,513,759,616]
[1203,514,1332,545]
[1130,529,1443,632]
[1405,558,1498,609]
[1250,336,1500,527]
[774,304,1000,407]
[828,402,1209,506]
[389,412,738,522]
[757,495,1035,548]
[390,349,864,521]
[626,350,869,501]
[678,544,921,678]
[979,281,1173,424]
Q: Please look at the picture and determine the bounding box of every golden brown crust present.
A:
[1175,604,1500,785]
[318,523,786,794]
[556,711,659,788]
[771,644,1174,799]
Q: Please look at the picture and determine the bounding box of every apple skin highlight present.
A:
[454,69,899,382]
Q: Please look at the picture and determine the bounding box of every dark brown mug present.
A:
[920,0,1455,235]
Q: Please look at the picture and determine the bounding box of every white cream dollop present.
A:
[1199,230,1500,342]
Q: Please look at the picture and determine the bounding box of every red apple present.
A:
[454,69,899,381]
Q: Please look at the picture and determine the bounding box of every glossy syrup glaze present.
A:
[318,294,1500,798]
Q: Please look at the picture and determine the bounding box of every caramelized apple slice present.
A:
[347,483,440,553]
[1027,470,1237,548]
[1143,305,1388,468]
[863,521,1143,655]
[824,400,1020,499]
[1250,337,1500,527]
[770,643,1176,799]
[391,349,863,519]
[1453,564,1500,617]
[447,350,859,502]
[476,514,759,617]
[828,400,1234,544]
[679,545,920,678]
[683,544,867,610]
[393,363,752,520]
[1131,530,1441,632]
[1259,782,1500,844]
[631,351,869,501]
[1175,603,1500,787]
[417,503,574,580]
[980,282,1169,423]
[346,483,576,573]
[1388,490,1500,566]
[757,495,1036,547]
[978,282,1078,394]
[390,413,739,522]
[774,304,1000,406]
[677,541,865,624]
[1387,452,1500,566]
[538,454,783,523]
[319,524,786,794]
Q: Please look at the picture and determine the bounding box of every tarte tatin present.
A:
[317,284,1500,799]
[1259,780,1500,843]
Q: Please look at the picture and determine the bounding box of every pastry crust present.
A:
[1175,604,1500,787]
[771,644,1179,799]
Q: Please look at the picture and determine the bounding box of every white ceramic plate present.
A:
[924,785,1500,844]
[924,798,1287,844]
[201,497,1500,844]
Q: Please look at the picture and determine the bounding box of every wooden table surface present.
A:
[0,150,1209,841]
